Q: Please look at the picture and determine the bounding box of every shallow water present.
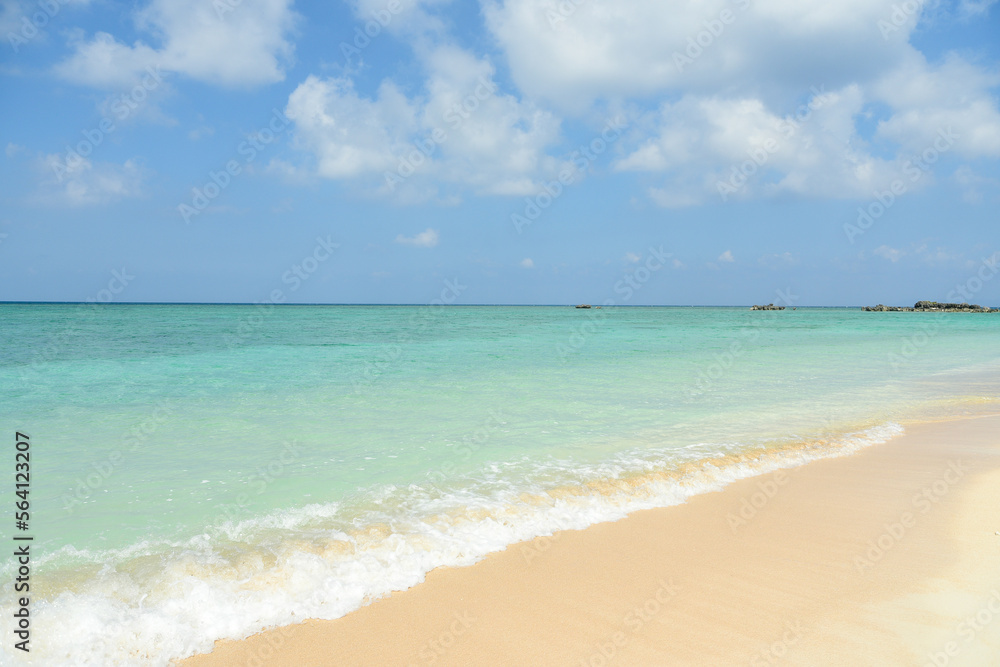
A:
[1,304,998,664]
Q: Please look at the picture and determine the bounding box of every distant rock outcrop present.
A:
[863,301,995,313]
[575,304,592,309]
[750,304,785,310]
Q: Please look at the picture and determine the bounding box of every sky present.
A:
[0,0,999,306]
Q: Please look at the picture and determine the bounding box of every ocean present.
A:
[1,303,998,665]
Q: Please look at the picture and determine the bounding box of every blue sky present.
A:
[1,0,998,305]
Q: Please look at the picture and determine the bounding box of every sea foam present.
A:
[0,422,903,666]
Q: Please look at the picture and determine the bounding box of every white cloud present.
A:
[617,55,1000,206]
[36,154,144,206]
[484,0,907,112]
[54,0,297,88]
[873,245,905,262]
[617,86,905,205]
[55,32,160,89]
[284,46,562,197]
[395,228,439,247]
[286,76,415,178]
[267,0,1000,208]
[6,143,25,158]
[718,250,735,263]
[520,258,534,268]
[671,259,685,269]
[477,0,1000,207]
[623,252,640,263]
[872,52,1000,158]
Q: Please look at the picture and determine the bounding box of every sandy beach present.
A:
[183,414,1000,666]
[10,0,1000,662]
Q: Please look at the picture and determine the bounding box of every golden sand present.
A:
[182,415,1000,666]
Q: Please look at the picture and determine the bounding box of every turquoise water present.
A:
[1,304,998,664]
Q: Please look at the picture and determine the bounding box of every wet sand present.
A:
[182,415,1000,666]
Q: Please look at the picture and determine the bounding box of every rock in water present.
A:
[863,301,995,313]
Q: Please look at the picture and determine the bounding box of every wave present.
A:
[0,422,903,666]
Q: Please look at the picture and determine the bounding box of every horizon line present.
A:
[0,301,947,308]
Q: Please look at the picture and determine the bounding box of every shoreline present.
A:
[182,414,1000,666]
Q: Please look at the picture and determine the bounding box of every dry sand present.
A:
[182,415,1000,666]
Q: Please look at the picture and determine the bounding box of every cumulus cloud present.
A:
[483,0,906,111]
[162,0,1000,208]
[718,250,735,263]
[872,52,1000,158]
[54,0,297,88]
[286,76,415,178]
[284,46,562,197]
[520,258,534,268]
[616,85,914,205]
[475,0,1000,207]
[395,228,440,247]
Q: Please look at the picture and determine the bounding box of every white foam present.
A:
[0,423,903,666]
